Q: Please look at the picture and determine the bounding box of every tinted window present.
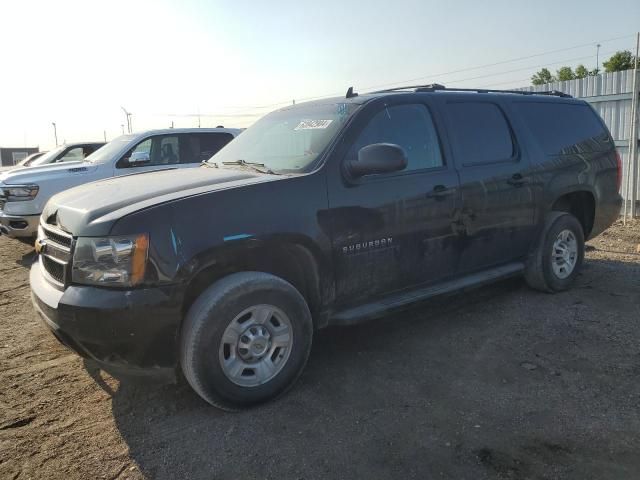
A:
[513,102,610,155]
[183,133,234,163]
[446,102,514,166]
[348,104,443,171]
[84,144,102,156]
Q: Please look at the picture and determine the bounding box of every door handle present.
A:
[507,173,527,186]
[427,185,455,199]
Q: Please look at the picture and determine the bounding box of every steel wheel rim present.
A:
[218,304,293,387]
[551,229,578,279]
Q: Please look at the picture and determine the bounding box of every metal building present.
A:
[0,147,40,167]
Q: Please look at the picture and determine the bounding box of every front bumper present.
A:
[29,262,184,375]
[0,210,39,238]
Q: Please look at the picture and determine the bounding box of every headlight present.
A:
[72,233,149,287]
[2,184,39,201]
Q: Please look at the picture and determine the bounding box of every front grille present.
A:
[42,256,65,284]
[38,220,74,288]
[42,225,72,249]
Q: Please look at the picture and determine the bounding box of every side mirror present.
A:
[348,143,408,178]
[129,151,150,165]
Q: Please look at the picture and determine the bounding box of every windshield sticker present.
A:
[294,119,333,130]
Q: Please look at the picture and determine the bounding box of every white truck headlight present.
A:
[72,233,149,286]
[2,184,39,201]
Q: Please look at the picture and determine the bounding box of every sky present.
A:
[0,0,638,149]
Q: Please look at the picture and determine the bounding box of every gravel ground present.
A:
[1,221,639,480]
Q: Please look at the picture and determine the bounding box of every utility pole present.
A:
[103,130,107,142]
[596,43,601,74]
[121,124,125,135]
[51,122,58,146]
[629,32,640,219]
[625,33,640,223]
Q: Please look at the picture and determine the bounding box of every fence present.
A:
[518,69,640,216]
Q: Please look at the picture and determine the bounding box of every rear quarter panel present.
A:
[506,98,621,239]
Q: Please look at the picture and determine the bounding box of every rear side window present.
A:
[183,133,234,163]
[513,102,610,155]
[446,102,515,166]
[348,104,443,171]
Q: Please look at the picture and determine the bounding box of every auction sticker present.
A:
[294,119,333,130]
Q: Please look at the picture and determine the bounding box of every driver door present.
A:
[326,100,461,307]
[115,134,181,175]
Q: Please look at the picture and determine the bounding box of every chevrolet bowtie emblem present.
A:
[35,238,47,255]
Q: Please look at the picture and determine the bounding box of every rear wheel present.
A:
[180,272,313,410]
[525,212,585,292]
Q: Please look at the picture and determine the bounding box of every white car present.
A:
[0,128,240,238]
[0,143,106,174]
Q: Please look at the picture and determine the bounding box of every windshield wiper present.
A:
[220,159,276,175]
[201,160,217,168]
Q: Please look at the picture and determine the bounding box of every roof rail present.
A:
[368,84,572,98]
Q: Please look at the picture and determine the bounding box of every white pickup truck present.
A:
[0,128,240,238]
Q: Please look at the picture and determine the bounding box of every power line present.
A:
[156,34,635,122]
[446,49,617,86]
[359,34,633,92]
[222,33,635,112]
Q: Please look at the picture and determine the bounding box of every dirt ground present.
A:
[1,221,639,480]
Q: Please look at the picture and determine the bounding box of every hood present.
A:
[43,166,275,236]
[0,161,90,184]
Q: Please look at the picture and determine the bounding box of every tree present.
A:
[603,50,638,72]
[556,66,575,81]
[574,64,589,79]
[574,65,600,78]
[531,68,555,86]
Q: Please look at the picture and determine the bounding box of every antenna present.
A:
[346,86,358,98]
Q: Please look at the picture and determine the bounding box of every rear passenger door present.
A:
[442,99,537,273]
[327,99,461,305]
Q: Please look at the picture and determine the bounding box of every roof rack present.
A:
[368,83,572,98]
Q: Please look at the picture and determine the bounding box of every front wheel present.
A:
[525,212,585,292]
[180,272,313,410]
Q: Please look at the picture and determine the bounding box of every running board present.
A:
[329,262,525,326]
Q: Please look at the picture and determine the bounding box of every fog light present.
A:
[9,220,28,229]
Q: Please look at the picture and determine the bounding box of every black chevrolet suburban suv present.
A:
[30,85,622,410]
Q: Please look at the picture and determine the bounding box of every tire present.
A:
[180,271,313,411]
[524,212,585,293]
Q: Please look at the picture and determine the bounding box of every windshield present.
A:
[86,135,136,164]
[29,146,67,166]
[209,102,361,173]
